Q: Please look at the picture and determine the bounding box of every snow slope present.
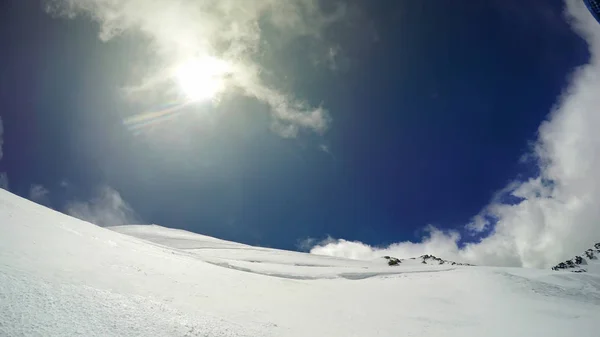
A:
[109,224,458,280]
[1,189,600,336]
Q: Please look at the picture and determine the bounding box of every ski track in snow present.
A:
[1,190,600,336]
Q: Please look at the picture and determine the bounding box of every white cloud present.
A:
[311,1,600,269]
[311,227,463,262]
[66,186,139,227]
[29,184,50,206]
[44,0,346,137]
[319,144,331,153]
[325,45,342,71]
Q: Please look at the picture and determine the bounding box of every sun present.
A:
[174,56,231,102]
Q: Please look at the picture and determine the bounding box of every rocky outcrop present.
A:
[417,254,473,266]
[551,243,600,273]
[382,254,473,267]
[383,256,401,266]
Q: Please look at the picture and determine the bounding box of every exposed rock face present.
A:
[551,243,600,273]
[383,256,401,266]
[382,254,473,267]
[418,254,473,266]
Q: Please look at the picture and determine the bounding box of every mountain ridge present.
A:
[552,243,600,273]
[382,254,473,266]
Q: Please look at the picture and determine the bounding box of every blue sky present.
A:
[1,0,600,267]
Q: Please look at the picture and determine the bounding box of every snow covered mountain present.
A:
[551,243,600,273]
[383,254,473,266]
[1,189,600,336]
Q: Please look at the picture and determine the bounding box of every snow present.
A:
[1,189,599,336]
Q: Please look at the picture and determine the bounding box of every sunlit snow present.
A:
[1,189,599,336]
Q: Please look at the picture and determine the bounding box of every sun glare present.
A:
[174,56,231,102]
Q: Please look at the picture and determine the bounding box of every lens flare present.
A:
[124,56,232,134]
[123,102,192,134]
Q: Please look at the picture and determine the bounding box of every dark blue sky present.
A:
[0,0,590,249]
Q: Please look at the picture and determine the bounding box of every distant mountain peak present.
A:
[552,243,600,273]
[383,254,473,267]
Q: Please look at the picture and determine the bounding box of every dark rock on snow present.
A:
[382,254,473,267]
[551,242,600,273]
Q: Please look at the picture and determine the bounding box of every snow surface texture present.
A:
[1,189,600,336]
[552,243,600,273]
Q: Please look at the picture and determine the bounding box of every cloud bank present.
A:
[66,186,139,227]
[44,0,346,137]
[29,184,50,206]
[311,0,600,269]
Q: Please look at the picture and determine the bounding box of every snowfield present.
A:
[1,189,599,336]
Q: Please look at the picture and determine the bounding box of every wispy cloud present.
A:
[0,117,4,162]
[0,173,8,190]
[296,236,332,252]
[66,186,139,227]
[0,117,7,190]
[29,184,50,206]
[311,0,600,268]
[44,0,351,137]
